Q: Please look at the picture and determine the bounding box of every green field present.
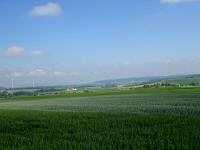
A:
[0,88,200,149]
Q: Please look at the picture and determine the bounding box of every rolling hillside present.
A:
[92,74,200,87]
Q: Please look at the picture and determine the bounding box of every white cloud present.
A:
[122,61,131,65]
[161,0,199,4]
[53,71,79,77]
[0,69,23,78]
[69,71,79,76]
[29,69,48,77]
[30,2,62,16]
[1,46,24,57]
[53,71,66,76]
[29,69,79,77]
[30,50,45,56]
[0,46,45,57]
[12,72,22,78]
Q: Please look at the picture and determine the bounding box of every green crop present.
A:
[0,88,199,149]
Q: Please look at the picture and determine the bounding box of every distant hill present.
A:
[92,76,166,87]
[157,74,200,86]
[92,74,200,87]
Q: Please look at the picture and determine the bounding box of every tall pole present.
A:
[33,80,35,88]
[11,78,14,96]
[11,78,14,89]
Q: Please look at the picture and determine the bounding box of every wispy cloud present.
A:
[30,2,62,16]
[0,46,45,57]
[161,0,199,4]
[53,71,66,77]
[29,69,48,77]
[12,72,22,78]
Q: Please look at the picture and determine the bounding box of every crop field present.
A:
[0,88,200,149]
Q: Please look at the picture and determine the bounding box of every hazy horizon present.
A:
[1,0,200,87]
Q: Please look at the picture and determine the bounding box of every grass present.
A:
[0,93,200,117]
[0,87,200,149]
[0,110,199,150]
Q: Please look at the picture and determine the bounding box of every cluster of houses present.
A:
[65,88,78,93]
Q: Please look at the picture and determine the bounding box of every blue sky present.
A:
[0,0,200,87]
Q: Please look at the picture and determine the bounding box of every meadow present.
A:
[0,87,200,149]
